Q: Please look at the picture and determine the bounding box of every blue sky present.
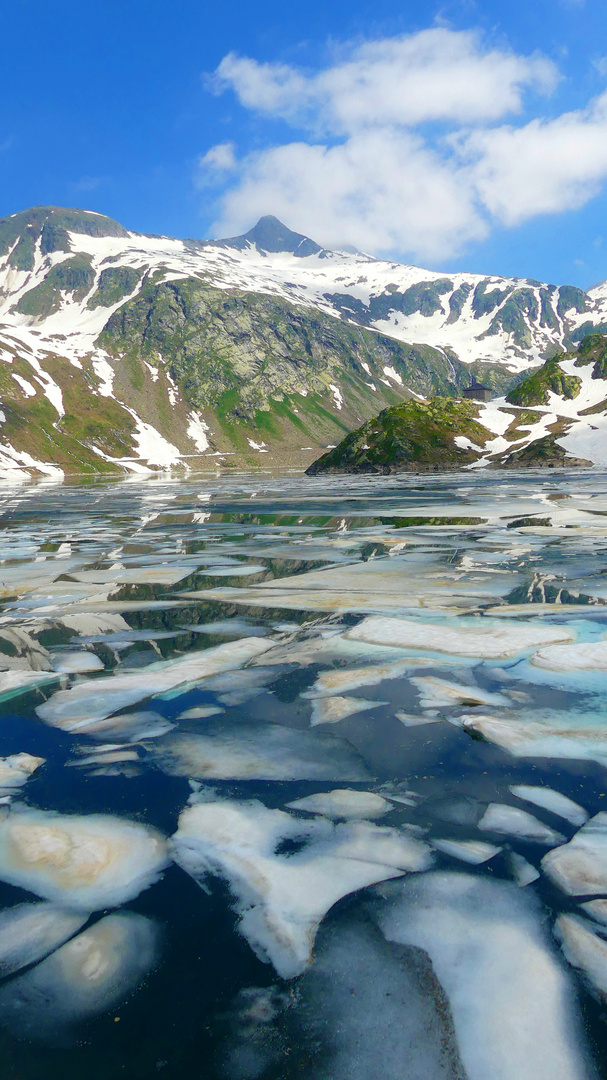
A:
[3,0,607,286]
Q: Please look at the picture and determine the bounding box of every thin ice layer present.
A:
[0,902,87,976]
[286,790,392,819]
[556,914,607,1002]
[0,912,159,1044]
[542,813,607,895]
[35,636,274,729]
[310,695,387,726]
[0,806,169,910]
[509,786,588,827]
[478,804,565,845]
[151,722,371,781]
[171,798,432,978]
[453,714,607,770]
[0,753,45,793]
[375,872,594,1080]
[344,616,574,659]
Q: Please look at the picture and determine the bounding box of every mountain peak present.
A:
[214,215,324,258]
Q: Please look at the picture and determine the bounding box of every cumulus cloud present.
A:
[214,29,558,132]
[202,27,607,262]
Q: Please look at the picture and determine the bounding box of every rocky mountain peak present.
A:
[215,215,324,258]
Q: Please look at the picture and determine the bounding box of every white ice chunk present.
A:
[0,806,169,910]
[345,616,573,659]
[376,872,593,1080]
[453,713,607,770]
[433,839,501,864]
[74,709,175,742]
[556,914,607,1002]
[395,710,441,726]
[542,813,607,895]
[532,640,607,672]
[478,803,565,845]
[310,695,387,726]
[0,753,44,790]
[35,636,273,729]
[509,786,588,827]
[171,798,432,978]
[0,912,159,1044]
[305,658,428,697]
[286,790,392,820]
[176,705,225,720]
[151,722,370,781]
[508,852,540,887]
[50,651,104,674]
[411,675,510,709]
[580,899,607,925]
[0,902,87,976]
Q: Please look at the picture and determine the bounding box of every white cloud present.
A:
[203,28,607,262]
[215,29,558,133]
[213,131,486,260]
[463,91,607,226]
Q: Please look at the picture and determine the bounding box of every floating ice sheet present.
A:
[35,636,274,729]
[556,914,607,1002]
[532,641,607,672]
[375,872,594,1080]
[478,803,565,845]
[432,839,501,865]
[0,912,160,1044]
[0,902,87,977]
[286,789,392,819]
[542,813,607,895]
[509,786,588,827]
[0,752,44,796]
[344,616,574,659]
[305,658,442,698]
[151,722,371,781]
[50,650,104,673]
[0,806,169,909]
[310,695,387,726]
[172,798,432,978]
[411,676,511,710]
[454,713,607,770]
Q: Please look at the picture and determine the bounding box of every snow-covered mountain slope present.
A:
[1,206,607,479]
[309,334,607,474]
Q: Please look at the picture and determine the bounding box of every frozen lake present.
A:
[1,469,607,1079]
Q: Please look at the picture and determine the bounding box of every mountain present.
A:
[2,204,607,478]
[308,333,607,474]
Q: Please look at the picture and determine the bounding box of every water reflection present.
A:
[0,469,606,1077]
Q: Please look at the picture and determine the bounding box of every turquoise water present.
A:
[0,469,606,1079]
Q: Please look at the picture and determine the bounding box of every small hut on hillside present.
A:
[462,381,492,403]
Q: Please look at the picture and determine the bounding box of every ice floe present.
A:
[0,912,160,1043]
[151,722,371,781]
[310,695,387,726]
[542,813,607,895]
[375,872,594,1080]
[478,803,565,845]
[50,650,104,673]
[432,839,501,864]
[556,914,607,1002]
[0,752,44,796]
[171,798,432,978]
[35,636,274,729]
[411,675,511,710]
[509,786,588,827]
[344,616,574,659]
[453,713,607,769]
[508,852,541,886]
[305,658,438,697]
[286,789,393,819]
[0,902,87,977]
[580,899,607,925]
[532,641,607,672]
[0,806,169,909]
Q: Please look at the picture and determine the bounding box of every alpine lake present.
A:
[2,469,607,1079]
